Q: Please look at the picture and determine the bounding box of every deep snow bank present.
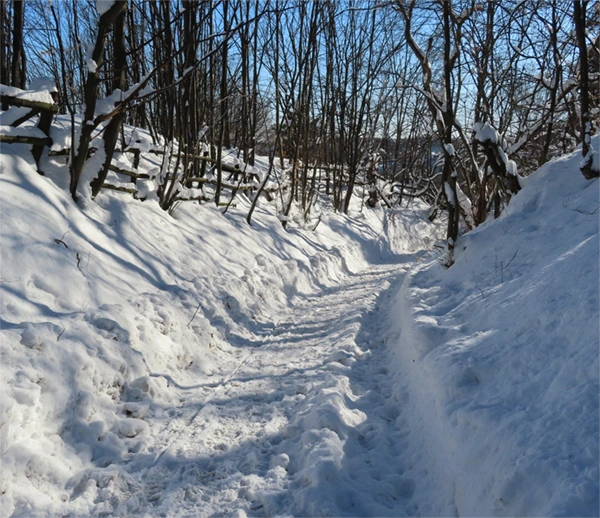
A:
[387,139,599,516]
[0,143,437,516]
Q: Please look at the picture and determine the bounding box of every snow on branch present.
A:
[474,122,520,194]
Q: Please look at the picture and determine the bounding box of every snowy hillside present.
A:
[0,141,440,516]
[386,137,600,516]
[1,137,598,517]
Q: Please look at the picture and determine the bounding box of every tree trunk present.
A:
[442,0,459,252]
[69,0,126,200]
[11,0,24,88]
[574,0,599,179]
[90,6,127,198]
[0,0,8,101]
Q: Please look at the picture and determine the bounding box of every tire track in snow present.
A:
[94,259,436,516]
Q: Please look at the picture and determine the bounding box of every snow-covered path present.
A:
[84,258,445,517]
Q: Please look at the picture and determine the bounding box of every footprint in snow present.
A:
[326,350,356,366]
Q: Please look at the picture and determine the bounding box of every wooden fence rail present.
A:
[1,85,57,167]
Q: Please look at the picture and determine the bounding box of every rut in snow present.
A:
[86,258,448,517]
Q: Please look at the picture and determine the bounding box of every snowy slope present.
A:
[1,131,598,517]
[0,141,440,516]
[387,138,600,516]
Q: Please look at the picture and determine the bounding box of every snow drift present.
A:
[387,137,599,516]
[0,141,437,516]
[1,132,598,517]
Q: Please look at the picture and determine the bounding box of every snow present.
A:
[0,106,32,126]
[0,84,54,105]
[48,117,74,153]
[0,135,436,516]
[0,125,48,139]
[474,122,499,144]
[498,146,518,176]
[444,181,455,206]
[581,126,599,174]
[0,122,598,517]
[387,135,599,516]
[28,77,57,94]
[96,0,115,16]
[87,58,98,74]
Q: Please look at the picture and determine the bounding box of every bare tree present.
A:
[69,1,126,200]
[574,0,599,179]
[1,0,9,107]
[10,0,24,88]
[90,4,127,198]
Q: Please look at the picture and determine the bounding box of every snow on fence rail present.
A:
[101,147,262,202]
[1,81,58,167]
[1,82,276,205]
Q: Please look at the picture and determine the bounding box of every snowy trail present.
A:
[87,257,442,517]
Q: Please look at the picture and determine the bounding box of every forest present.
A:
[1,0,598,262]
[2,1,599,516]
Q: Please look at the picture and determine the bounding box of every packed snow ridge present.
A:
[1,138,598,517]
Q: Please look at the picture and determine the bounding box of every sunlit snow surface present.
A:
[388,137,599,516]
[0,137,598,517]
[0,140,435,517]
